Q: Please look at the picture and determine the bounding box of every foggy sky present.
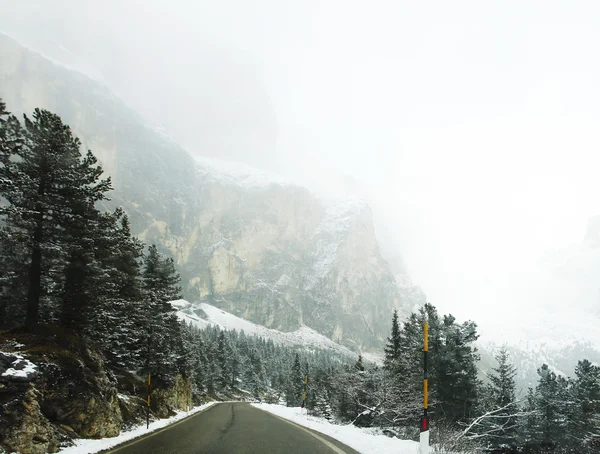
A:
[3,0,600,338]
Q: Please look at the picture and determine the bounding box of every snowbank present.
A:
[58,402,216,453]
[252,403,420,454]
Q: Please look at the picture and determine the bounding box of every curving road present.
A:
[104,402,360,454]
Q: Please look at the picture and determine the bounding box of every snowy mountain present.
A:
[172,300,357,359]
[476,216,600,391]
[0,33,423,351]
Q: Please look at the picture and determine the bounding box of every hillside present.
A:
[172,299,358,359]
[0,33,423,350]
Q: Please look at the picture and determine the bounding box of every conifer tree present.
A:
[0,107,111,326]
[477,348,518,449]
[530,364,570,450]
[569,359,600,449]
[89,210,146,369]
[288,353,303,406]
[384,309,401,372]
[314,392,333,420]
[141,244,184,381]
[217,330,232,389]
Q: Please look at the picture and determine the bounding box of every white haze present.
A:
[2,0,600,341]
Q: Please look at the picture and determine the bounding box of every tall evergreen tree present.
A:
[529,364,571,450]
[0,107,111,326]
[288,353,303,406]
[435,314,481,422]
[384,309,401,372]
[217,330,232,389]
[141,244,184,381]
[569,359,600,449]
[478,348,518,449]
[88,210,146,369]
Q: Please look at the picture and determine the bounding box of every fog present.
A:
[3,0,600,338]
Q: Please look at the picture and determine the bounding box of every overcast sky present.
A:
[3,0,600,336]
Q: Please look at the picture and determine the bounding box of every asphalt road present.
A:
[106,402,361,454]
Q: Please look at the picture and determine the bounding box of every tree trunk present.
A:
[25,177,46,327]
[25,240,42,326]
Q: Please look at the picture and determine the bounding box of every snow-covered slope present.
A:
[172,300,357,358]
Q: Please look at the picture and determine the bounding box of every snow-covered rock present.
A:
[0,352,38,381]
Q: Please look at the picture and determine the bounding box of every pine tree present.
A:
[287,353,303,406]
[530,364,570,450]
[0,107,111,326]
[478,348,518,449]
[229,341,240,388]
[141,244,184,382]
[569,359,600,449]
[435,314,481,422]
[384,309,401,372]
[0,100,27,326]
[89,210,146,370]
[519,387,539,449]
[393,304,479,425]
[314,392,333,420]
[217,330,232,389]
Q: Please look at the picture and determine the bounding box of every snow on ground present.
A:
[0,351,37,379]
[252,403,420,454]
[58,402,216,454]
[172,300,357,358]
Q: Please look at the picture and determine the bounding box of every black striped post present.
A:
[420,322,429,454]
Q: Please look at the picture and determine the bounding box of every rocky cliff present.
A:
[0,33,423,349]
[0,326,194,453]
[0,326,122,453]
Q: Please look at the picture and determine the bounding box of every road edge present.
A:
[98,402,220,454]
[250,404,355,454]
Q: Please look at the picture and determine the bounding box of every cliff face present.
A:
[0,33,423,349]
[0,326,195,453]
[0,327,122,453]
[164,175,408,348]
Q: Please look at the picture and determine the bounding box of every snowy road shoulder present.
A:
[251,403,419,454]
[58,402,217,454]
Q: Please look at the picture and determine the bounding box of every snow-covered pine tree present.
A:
[89,210,146,370]
[59,147,112,329]
[141,244,184,382]
[217,330,232,389]
[518,387,539,449]
[0,107,111,326]
[569,359,600,450]
[314,392,333,420]
[475,348,519,449]
[383,309,401,372]
[0,100,29,327]
[228,340,240,389]
[435,314,481,422]
[287,353,303,406]
[530,364,571,450]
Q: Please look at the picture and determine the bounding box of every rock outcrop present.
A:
[0,326,122,453]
